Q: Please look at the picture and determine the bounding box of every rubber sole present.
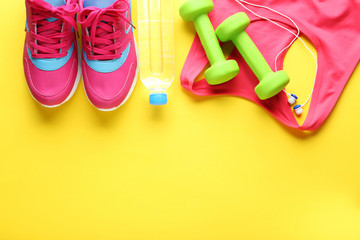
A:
[26,40,139,112]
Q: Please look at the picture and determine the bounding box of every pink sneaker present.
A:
[78,0,138,111]
[23,0,81,108]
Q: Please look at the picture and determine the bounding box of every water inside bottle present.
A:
[137,0,175,97]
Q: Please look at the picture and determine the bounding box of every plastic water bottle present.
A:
[137,0,175,105]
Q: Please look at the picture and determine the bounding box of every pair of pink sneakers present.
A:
[23,0,138,111]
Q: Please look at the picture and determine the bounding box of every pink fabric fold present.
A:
[180,0,360,131]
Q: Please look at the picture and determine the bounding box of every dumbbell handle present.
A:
[233,32,273,81]
[194,14,226,66]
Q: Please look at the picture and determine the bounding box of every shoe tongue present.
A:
[84,0,117,8]
[43,0,66,7]
[43,0,66,22]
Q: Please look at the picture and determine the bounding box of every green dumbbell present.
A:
[179,0,239,85]
[216,13,290,100]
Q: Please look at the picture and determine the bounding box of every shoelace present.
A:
[27,0,79,59]
[78,0,134,61]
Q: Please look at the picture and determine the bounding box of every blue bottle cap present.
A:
[150,93,167,105]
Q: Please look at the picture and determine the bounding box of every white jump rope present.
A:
[234,0,318,115]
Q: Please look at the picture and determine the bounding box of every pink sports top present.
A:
[180,0,360,131]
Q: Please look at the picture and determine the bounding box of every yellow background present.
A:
[1,1,360,239]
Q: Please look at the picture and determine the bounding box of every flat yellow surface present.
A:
[1,1,360,240]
